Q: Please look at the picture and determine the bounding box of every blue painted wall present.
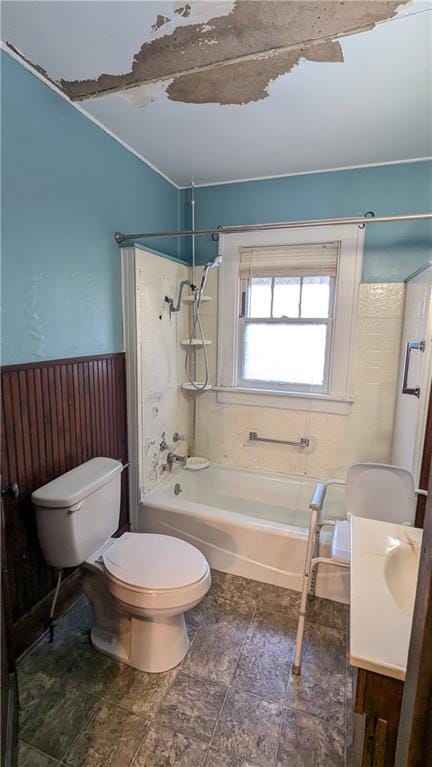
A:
[1,52,181,365]
[185,162,432,281]
[3,50,431,365]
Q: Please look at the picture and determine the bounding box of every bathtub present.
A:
[140,464,349,603]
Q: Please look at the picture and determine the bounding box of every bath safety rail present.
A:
[249,432,310,448]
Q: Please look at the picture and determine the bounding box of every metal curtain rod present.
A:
[114,212,432,244]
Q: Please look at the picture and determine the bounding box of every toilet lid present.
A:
[103,533,208,590]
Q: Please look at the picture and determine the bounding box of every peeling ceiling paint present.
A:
[58,1,408,105]
[2,1,431,185]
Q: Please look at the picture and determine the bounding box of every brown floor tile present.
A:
[65,699,147,767]
[276,709,344,767]
[18,668,56,720]
[212,572,263,607]
[17,572,350,767]
[104,664,176,717]
[255,585,301,621]
[183,617,250,684]
[212,689,283,767]
[20,677,98,761]
[286,666,346,730]
[18,743,59,767]
[306,596,348,633]
[205,748,260,766]
[59,595,93,633]
[231,642,290,703]
[24,624,122,696]
[245,608,297,662]
[301,623,346,675]
[60,632,122,695]
[185,590,254,632]
[133,724,208,766]
[285,623,346,729]
[157,670,226,742]
[26,624,80,677]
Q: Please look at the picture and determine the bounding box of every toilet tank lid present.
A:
[31,458,123,508]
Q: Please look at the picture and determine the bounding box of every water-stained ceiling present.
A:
[2,0,431,186]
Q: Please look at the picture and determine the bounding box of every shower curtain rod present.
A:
[114,211,432,244]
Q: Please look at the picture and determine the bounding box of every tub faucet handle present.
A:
[160,439,169,452]
[173,432,186,442]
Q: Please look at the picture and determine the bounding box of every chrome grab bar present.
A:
[402,340,425,398]
[249,431,310,448]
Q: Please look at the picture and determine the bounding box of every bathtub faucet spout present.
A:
[167,452,187,471]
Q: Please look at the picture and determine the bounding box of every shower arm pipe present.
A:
[114,212,432,244]
[165,279,193,315]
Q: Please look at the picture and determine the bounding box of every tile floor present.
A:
[17,570,352,767]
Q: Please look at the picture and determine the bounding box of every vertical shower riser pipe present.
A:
[191,183,197,456]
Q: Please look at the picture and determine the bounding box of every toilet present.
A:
[31,457,211,672]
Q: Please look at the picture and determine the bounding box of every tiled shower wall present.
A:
[195,274,404,480]
[136,249,191,493]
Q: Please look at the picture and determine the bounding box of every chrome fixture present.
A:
[114,212,432,244]
[165,279,193,317]
[184,250,223,394]
[167,452,187,469]
[173,432,186,442]
[402,340,426,397]
[160,439,169,451]
[249,431,310,448]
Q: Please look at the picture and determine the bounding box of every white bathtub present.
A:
[140,464,349,603]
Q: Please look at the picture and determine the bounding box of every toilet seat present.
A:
[103,532,211,611]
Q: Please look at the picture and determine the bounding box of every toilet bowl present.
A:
[32,458,211,673]
[98,532,210,672]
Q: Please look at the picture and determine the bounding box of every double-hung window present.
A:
[238,243,338,393]
[217,225,364,414]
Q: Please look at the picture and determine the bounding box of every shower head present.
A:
[208,254,223,268]
[204,254,223,269]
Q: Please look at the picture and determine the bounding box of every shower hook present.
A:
[210,225,223,242]
[359,211,375,229]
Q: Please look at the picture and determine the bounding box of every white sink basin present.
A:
[350,517,423,680]
[384,534,421,611]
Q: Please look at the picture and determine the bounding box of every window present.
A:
[238,242,337,393]
[217,225,364,414]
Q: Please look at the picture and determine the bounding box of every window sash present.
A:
[238,319,333,393]
[244,275,334,321]
[238,275,335,393]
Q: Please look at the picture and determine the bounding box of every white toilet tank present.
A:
[32,457,123,569]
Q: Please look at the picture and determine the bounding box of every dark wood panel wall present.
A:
[1,353,129,654]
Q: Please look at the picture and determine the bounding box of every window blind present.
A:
[239,241,339,278]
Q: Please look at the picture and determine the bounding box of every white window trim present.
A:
[216,225,364,414]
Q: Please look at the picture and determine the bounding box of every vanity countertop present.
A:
[350,516,423,681]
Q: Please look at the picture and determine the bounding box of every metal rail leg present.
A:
[293,508,318,675]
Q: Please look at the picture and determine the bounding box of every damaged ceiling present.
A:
[2,0,431,185]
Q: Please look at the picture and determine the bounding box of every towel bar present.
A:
[249,432,310,448]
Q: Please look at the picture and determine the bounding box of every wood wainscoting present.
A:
[1,353,129,655]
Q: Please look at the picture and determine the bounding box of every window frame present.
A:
[237,274,336,394]
[216,225,364,414]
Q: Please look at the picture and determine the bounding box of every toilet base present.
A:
[90,612,190,673]
[82,567,191,673]
[130,613,189,673]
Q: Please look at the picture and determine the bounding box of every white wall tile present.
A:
[136,251,192,493]
[136,268,404,484]
[195,281,404,480]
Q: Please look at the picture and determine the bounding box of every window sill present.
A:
[214,386,353,414]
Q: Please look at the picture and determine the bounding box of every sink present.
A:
[351,517,423,680]
[384,534,421,612]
